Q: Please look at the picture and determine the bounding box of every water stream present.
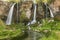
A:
[6,3,16,25]
[32,4,37,24]
[48,7,54,18]
[44,3,54,18]
[27,3,37,26]
[27,0,37,40]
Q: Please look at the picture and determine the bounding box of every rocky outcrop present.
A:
[0,0,13,20]
[50,0,60,20]
[19,1,33,24]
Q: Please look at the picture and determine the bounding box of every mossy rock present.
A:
[54,14,60,21]
[20,11,30,23]
[0,29,23,39]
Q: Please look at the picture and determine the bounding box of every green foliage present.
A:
[39,30,60,40]
[30,19,60,32]
[0,20,6,30]
[0,29,22,39]
[37,0,54,4]
[0,20,24,39]
[20,11,26,22]
[1,16,60,40]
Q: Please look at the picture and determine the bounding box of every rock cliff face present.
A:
[50,0,60,13]
[0,0,13,20]
[0,0,60,22]
[0,0,33,23]
[50,0,60,20]
[18,1,33,24]
[20,1,33,19]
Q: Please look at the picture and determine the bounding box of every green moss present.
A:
[39,30,60,40]
[0,19,6,30]
[0,29,23,39]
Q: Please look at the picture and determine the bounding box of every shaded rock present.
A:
[37,2,45,20]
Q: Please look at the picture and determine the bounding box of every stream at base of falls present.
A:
[24,30,43,40]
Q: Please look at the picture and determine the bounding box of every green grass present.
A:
[39,30,60,40]
[0,20,24,40]
[0,29,22,39]
[30,19,60,31]
[0,19,60,40]
[30,19,60,40]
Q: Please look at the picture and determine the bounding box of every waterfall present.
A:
[27,1,37,40]
[6,3,16,25]
[30,4,37,24]
[27,4,37,26]
[33,4,37,22]
[44,3,54,18]
[49,7,54,18]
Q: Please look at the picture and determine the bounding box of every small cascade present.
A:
[44,3,54,18]
[32,4,37,24]
[44,3,54,22]
[49,7,54,18]
[27,2,37,26]
[27,0,37,40]
[6,3,16,25]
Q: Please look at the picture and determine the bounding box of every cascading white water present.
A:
[6,3,16,25]
[31,0,37,24]
[27,1,37,26]
[44,3,54,18]
[44,3,54,22]
[31,4,37,24]
[49,7,54,18]
[27,0,37,40]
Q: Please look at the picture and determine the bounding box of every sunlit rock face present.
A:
[50,0,60,20]
[50,0,60,13]
[0,0,13,20]
[19,1,33,24]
